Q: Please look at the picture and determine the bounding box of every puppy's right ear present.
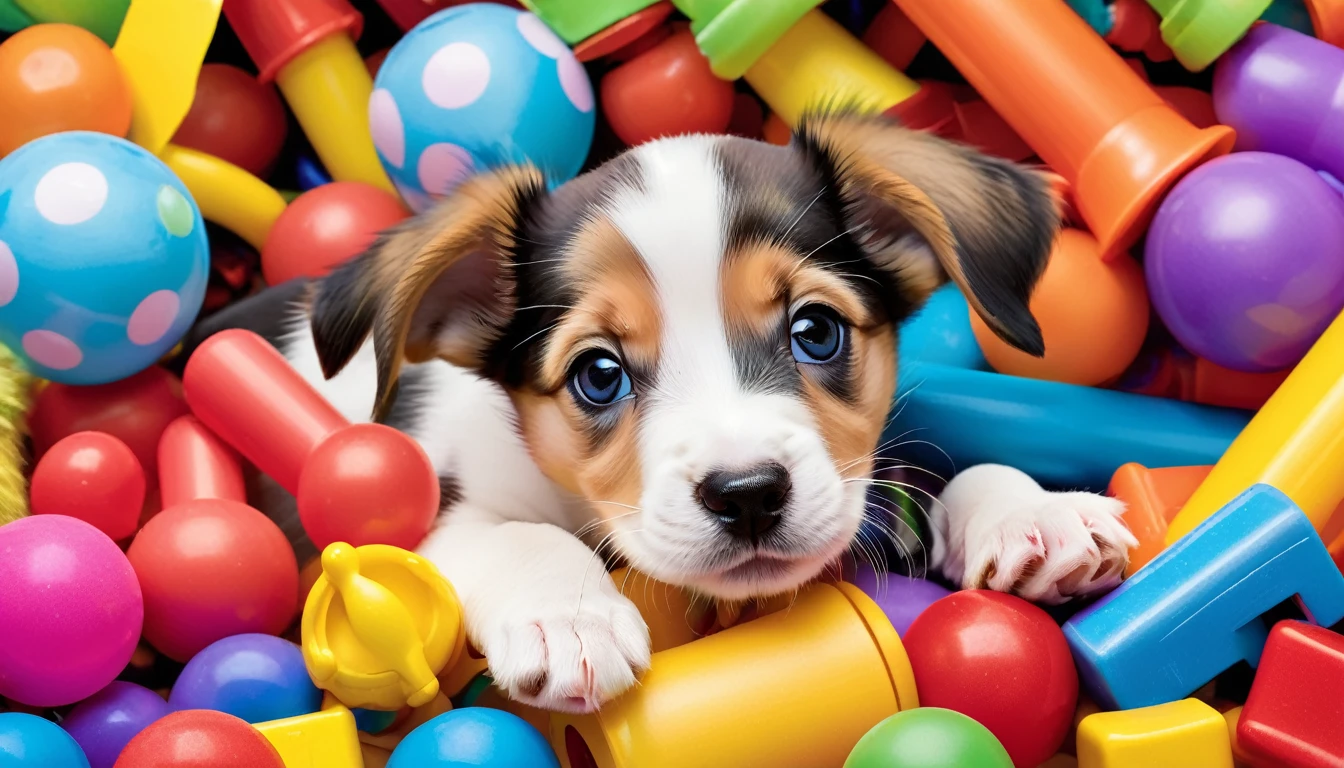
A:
[310,165,546,421]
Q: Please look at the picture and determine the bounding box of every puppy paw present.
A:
[961,491,1137,605]
[480,590,651,713]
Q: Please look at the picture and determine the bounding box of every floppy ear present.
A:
[795,110,1060,356]
[309,165,546,421]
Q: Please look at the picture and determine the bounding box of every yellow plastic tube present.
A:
[276,34,395,194]
[159,144,287,251]
[550,582,917,768]
[1166,310,1344,543]
[743,9,920,127]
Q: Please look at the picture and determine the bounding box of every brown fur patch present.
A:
[721,241,879,336]
[803,323,895,478]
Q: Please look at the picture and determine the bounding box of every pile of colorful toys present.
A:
[2,0,1344,765]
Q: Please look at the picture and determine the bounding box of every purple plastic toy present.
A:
[168,634,321,724]
[1145,152,1344,372]
[61,682,170,768]
[1214,23,1344,182]
[850,563,953,636]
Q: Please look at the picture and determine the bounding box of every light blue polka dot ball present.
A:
[0,132,208,385]
[370,3,596,212]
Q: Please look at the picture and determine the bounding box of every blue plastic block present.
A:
[1063,484,1344,710]
[886,362,1251,490]
[897,284,989,371]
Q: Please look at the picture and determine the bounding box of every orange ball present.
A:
[0,23,132,158]
[599,28,735,146]
[970,228,1149,386]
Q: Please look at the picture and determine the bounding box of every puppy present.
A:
[191,110,1133,713]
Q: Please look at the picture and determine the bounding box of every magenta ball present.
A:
[0,515,143,707]
[1145,152,1344,372]
[61,682,169,768]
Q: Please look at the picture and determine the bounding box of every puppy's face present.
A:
[310,112,1058,601]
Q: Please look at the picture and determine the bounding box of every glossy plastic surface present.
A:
[849,564,951,637]
[1238,621,1344,768]
[303,543,465,711]
[14,0,128,44]
[110,0,220,154]
[863,3,925,71]
[677,0,823,80]
[550,583,917,768]
[897,284,988,370]
[887,362,1251,491]
[1167,308,1344,542]
[1076,698,1234,768]
[523,0,659,43]
[903,591,1077,767]
[1065,485,1344,710]
[30,431,145,541]
[261,181,408,285]
[113,710,285,768]
[970,229,1148,386]
[610,568,706,653]
[1108,463,1211,576]
[600,29,734,146]
[62,682,171,768]
[170,635,321,723]
[845,708,1013,768]
[1146,153,1344,372]
[370,4,594,212]
[572,2,673,62]
[173,64,288,177]
[222,0,361,83]
[389,708,556,768]
[0,24,131,157]
[157,415,246,508]
[254,707,363,768]
[891,0,1233,256]
[159,143,287,251]
[0,712,91,768]
[0,515,142,707]
[0,132,209,385]
[1304,0,1344,45]
[1146,0,1271,71]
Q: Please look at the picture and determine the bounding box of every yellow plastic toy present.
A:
[610,567,707,653]
[550,582,917,768]
[354,690,452,751]
[1166,309,1344,544]
[159,144,288,251]
[111,0,221,154]
[255,705,363,768]
[1076,698,1234,768]
[302,542,466,712]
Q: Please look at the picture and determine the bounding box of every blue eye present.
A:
[790,307,845,364]
[571,352,634,406]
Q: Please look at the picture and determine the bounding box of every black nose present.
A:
[697,463,791,542]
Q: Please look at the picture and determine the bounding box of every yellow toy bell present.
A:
[301,542,466,711]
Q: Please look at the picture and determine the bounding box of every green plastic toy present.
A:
[520,0,660,44]
[672,0,824,79]
[1145,0,1274,71]
[0,0,33,33]
[844,708,1015,768]
[15,0,132,45]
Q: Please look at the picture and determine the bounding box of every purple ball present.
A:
[1145,152,1344,372]
[168,634,320,724]
[61,682,169,768]
[850,563,953,636]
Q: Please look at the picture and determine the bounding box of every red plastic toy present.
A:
[172,63,289,178]
[600,28,736,147]
[1238,621,1344,768]
[113,709,285,768]
[126,415,299,662]
[30,431,145,541]
[260,181,409,286]
[902,590,1079,767]
[182,329,439,551]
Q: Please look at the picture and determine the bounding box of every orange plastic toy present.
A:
[0,23,132,157]
[1109,463,1213,576]
[890,0,1234,257]
[969,228,1149,387]
[1305,0,1344,46]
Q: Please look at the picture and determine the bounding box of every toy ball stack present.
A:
[2,0,1344,766]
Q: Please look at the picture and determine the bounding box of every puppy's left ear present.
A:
[796,110,1060,356]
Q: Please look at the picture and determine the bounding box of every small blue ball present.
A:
[387,708,559,768]
[0,131,208,385]
[370,3,595,212]
[0,712,90,768]
[168,634,321,724]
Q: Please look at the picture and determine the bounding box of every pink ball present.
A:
[0,515,143,706]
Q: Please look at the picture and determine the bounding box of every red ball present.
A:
[172,64,288,178]
[297,424,439,551]
[599,29,735,146]
[29,366,189,484]
[901,591,1078,767]
[126,499,299,662]
[261,182,409,286]
[31,431,146,541]
[114,709,285,767]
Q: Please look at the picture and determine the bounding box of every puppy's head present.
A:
[311,111,1058,601]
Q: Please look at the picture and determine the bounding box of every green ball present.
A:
[15,0,131,45]
[845,708,1015,768]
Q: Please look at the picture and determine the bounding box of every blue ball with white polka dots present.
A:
[370,3,595,212]
[0,131,208,385]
